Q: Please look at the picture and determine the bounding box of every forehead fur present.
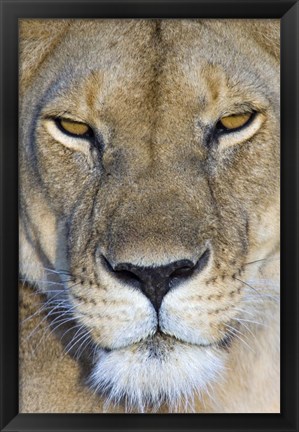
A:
[20,19,279,92]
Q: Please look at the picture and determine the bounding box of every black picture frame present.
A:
[0,0,298,431]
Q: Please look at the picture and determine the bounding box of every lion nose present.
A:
[102,250,210,311]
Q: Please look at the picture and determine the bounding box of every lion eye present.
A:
[217,112,253,131]
[56,118,93,137]
[211,110,264,149]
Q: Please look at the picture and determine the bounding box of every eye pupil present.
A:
[218,112,252,131]
[58,118,92,137]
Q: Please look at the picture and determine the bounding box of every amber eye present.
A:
[56,118,93,137]
[218,112,253,131]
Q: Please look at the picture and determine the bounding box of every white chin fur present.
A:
[89,338,225,412]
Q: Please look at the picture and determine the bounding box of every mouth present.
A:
[101,328,234,356]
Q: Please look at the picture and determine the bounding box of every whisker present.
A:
[241,296,279,302]
[59,321,86,345]
[236,277,280,303]
[243,294,280,302]
[231,317,269,329]
[244,257,280,266]
[232,306,256,318]
[25,301,71,340]
[92,344,100,365]
[33,315,78,351]
[43,267,72,276]
[21,263,70,275]
[48,307,78,327]
[231,319,260,346]
[226,325,255,353]
[24,289,66,298]
[63,327,89,357]
[21,292,65,324]
[20,278,66,286]
[236,277,261,295]
[74,334,93,359]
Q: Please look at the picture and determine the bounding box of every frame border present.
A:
[1,1,298,431]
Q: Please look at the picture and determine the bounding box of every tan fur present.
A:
[19,19,280,413]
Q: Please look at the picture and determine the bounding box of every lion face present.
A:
[20,19,280,410]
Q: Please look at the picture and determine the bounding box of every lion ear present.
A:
[19,20,71,92]
[247,20,280,61]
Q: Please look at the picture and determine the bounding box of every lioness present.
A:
[19,19,280,413]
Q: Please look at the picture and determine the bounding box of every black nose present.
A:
[102,249,210,311]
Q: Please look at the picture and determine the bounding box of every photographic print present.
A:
[19,19,280,413]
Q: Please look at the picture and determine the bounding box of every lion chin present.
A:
[89,334,225,412]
